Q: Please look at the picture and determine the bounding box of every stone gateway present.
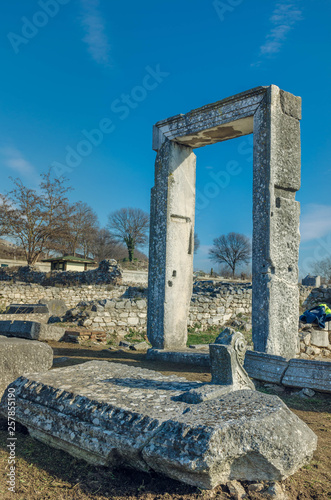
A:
[147,86,301,358]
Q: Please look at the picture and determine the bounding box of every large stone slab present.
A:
[39,298,67,318]
[0,361,317,489]
[146,348,210,366]
[0,337,53,397]
[6,303,49,315]
[282,359,331,393]
[0,320,65,341]
[244,351,289,384]
[310,330,329,348]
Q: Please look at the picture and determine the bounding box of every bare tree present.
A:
[50,202,99,258]
[209,232,251,277]
[0,199,11,237]
[194,232,200,254]
[107,208,149,262]
[91,228,120,262]
[66,202,99,257]
[218,265,233,279]
[312,257,331,284]
[0,171,72,265]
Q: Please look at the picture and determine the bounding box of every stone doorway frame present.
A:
[147,85,301,359]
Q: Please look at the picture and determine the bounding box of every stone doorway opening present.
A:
[193,135,254,278]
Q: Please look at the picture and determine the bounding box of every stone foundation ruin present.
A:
[0,86,325,490]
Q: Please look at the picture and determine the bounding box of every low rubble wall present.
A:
[0,281,320,336]
[0,283,127,311]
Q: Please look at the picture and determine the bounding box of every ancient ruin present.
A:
[0,346,317,489]
[147,85,301,359]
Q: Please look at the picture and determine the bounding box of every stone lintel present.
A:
[282,359,331,392]
[153,86,268,151]
[244,351,289,384]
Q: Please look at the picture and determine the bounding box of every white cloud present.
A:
[300,204,331,242]
[0,147,39,182]
[254,2,303,63]
[80,0,111,67]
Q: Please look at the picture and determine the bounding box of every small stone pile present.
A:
[62,329,107,344]
[298,326,331,359]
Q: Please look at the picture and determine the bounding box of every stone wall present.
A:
[0,258,51,272]
[188,282,252,328]
[64,298,148,335]
[0,283,127,311]
[0,260,121,286]
[0,280,316,336]
[122,270,148,285]
[303,286,331,310]
[61,283,253,335]
[298,284,314,306]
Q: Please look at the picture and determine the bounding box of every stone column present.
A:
[147,138,196,349]
[252,85,301,359]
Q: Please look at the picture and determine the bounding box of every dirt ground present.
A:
[0,342,330,500]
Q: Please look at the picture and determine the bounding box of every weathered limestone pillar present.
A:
[252,85,301,358]
[147,138,196,349]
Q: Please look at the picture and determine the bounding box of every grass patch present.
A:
[187,324,253,346]
[187,332,219,345]
[124,329,148,344]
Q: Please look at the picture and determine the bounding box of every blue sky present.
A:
[0,0,330,276]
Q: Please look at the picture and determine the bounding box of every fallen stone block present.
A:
[310,329,329,347]
[227,480,247,499]
[146,348,210,367]
[0,361,317,489]
[130,341,149,351]
[6,303,49,315]
[62,329,107,344]
[39,298,68,318]
[244,351,289,384]
[0,320,65,341]
[119,340,132,348]
[0,337,53,397]
[282,359,331,393]
[209,328,255,390]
